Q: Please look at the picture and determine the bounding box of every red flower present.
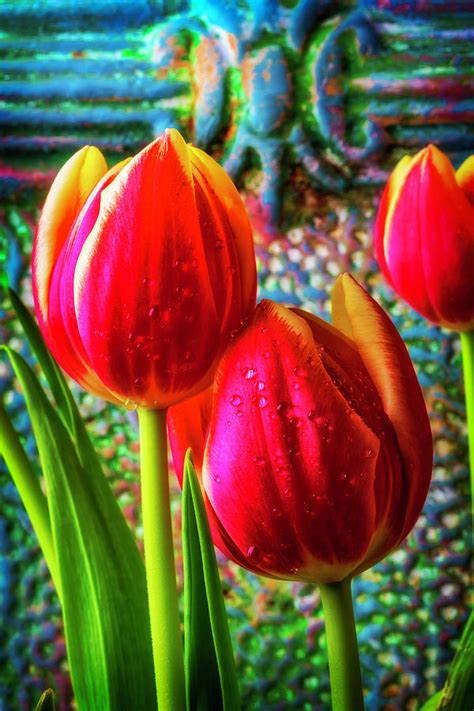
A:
[169,275,432,583]
[374,145,474,331]
[32,129,257,408]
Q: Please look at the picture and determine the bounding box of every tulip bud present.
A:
[169,275,433,583]
[374,145,474,332]
[32,130,257,408]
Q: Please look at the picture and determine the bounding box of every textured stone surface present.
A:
[0,1,472,709]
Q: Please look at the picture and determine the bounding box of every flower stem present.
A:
[0,400,61,597]
[319,578,364,711]
[460,330,474,506]
[138,408,185,711]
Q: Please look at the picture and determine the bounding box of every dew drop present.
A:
[214,239,224,250]
[253,456,265,466]
[229,394,242,407]
[256,380,265,391]
[184,350,194,362]
[213,474,221,483]
[236,410,243,417]
[241,367,256,379]
[247,545,257,559]
[307,409,317,421]
[364,448,374,458]
[252,395,268,408]
[293,366,306,377]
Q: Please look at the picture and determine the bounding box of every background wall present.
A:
[1,1,472,708]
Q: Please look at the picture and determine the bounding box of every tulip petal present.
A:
[374,155,412,287]
[33,146,107,325]
[456,155,474,206]
[189,146,257,318]
[46,161,130,402]
[331,274,432,558]
[383,145,474,329]
[73,130,230,408]
[167,389,244,562]
[167,387,213,487]
[204,301,389,583]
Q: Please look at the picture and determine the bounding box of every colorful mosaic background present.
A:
[0,1,472,709]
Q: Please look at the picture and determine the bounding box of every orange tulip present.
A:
[32,129,257,408]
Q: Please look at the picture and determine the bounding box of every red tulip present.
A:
[32,129,257,408]
[374,145,474,332]
[169,275,433,583]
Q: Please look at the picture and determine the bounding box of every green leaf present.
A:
[35,689,56,711]
[182,451,240,711]
[420,691,443,711]
[8,288,74,431]
[0,398,60,594]
[8,289,124,508]
[3,346,157,711]
[420,611,474,711]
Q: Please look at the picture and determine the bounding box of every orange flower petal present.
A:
[33,146,107,323]
[331,274,432,548]
[456,154,474,205]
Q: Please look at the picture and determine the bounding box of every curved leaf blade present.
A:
[183,451,240,711]
[4,346,157,711]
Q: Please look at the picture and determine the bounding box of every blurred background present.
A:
[0,1,472,708]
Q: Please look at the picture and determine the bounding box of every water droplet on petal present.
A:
[292,382,300,390]
[214,239,224,250]
[229,394,242,407]
[236,410,243,417]
[253,456,265,466]
[247,545,257,559]
[252,395,268,408]
[256,380,265,391]
[241,367,256,379]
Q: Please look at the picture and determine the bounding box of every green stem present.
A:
[138,408,185,711]
[0,400,61,597]
[460,330,474,509]
[319,578,364,711]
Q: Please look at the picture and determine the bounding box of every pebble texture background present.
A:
[0,1,472,709]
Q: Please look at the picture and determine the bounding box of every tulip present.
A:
[32,128,257,409]
[169,275,433,710]
[374,144,474,332]
[32,129,257,711]
[169,274,433,584]
[168,274,432,711]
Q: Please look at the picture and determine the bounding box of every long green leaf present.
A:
[0,399,60,595]
[182,451,240,711]
[420,611,474,711]
[35,689,56,711]
[4,346,156,711]
[9,288,74,431]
